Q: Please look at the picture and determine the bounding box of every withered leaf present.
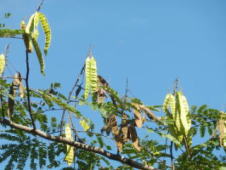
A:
[114,134,124,152]
[7,84,15,119]
[128,124,141,151]
[132,103,145,128]
[102,114,119,136]
[217,113,226,147]
[120,113,129,142]
[97,88,106,104]
[12,72,24,98]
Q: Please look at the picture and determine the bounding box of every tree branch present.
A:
[25,50,36,129]
[0,119,158,170]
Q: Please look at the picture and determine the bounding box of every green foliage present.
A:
[0,29,24,37]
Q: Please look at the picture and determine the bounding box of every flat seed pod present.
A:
[65,123,74,166]
[84,57,91,99]
[37,12,51,55]
[89,57,98,93]
[25,13,36,34]
[31,37,45,75]
[0,54,6,76]
[84,56,98,100]
[20,21,33,53]
[163,93,176,117]
[177,91,191,135]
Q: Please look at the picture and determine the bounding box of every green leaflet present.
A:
[79,119,90,131]
[31,37,45,75]
[38,12,51,55]
[64,123,74,166]
[38,90,82,118]
[84,56,98,100]
[0,29,24,37]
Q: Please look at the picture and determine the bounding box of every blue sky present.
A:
[1,0,226,110]
[1,0,226,168]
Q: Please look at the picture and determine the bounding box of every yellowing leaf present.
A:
[65,123,74,166]
[0,54,6,76]
[79,119,90,131]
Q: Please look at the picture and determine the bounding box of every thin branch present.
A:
[36,0,45,11]
[0,119,158,170]
[25,50,36,129]
[59,65,85,135]
[170,141,175,170]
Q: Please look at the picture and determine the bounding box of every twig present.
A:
[0,119,158,170]
[36,0,45,11]
[25,50,36,129]
[170,141,175,170]
[59,64,85,135]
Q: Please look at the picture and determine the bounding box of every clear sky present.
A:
[1,0,226,110]
[0,0,226,168]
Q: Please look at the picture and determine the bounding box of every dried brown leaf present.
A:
[128,124,141,151]
[114,134,124,152]
[217,113,226,147]
[7,84,15,119]
[132,103,145,128]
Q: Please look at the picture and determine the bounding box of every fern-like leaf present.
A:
[38,90,82,118]
[0,29,24,37]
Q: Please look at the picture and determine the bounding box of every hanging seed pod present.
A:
[84,56,98,100]
[64,123,74,166]
[0,54,6,76]
[176,91,191,135]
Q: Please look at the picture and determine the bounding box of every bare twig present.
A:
[170,141,175,170]
[0,119,158,170]
[59,64,85,135]
[25,50,36,129]
[36,0,45,11]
